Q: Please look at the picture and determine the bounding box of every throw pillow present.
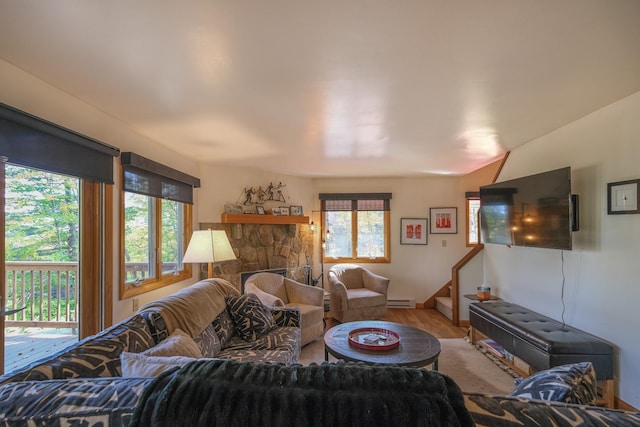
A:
[212,310,236,348]
[225,293,276,341]
[193,322,222,357]
[121,351,197,378]
[509,362,597,405]
[142,328,203,358]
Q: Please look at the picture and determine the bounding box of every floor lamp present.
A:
[183,229,236,278]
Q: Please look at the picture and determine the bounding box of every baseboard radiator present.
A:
[387,299,416,309]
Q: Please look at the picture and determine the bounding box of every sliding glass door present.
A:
[2,163,81,374]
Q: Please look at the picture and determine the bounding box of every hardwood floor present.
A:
[324,308,468,338]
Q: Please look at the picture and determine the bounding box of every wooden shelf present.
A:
[221,213,309,225]
[472,329,531,378]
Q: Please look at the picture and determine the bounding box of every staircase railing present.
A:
[450,244,484,326]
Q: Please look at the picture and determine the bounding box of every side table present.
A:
[463,294,501,303]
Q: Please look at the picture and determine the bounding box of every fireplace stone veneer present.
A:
[197,222,314,293]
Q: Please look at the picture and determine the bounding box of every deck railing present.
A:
[4,261,180,329]
[4,261,78,329]
[124,262,179,285]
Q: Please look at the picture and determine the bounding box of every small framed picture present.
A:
[400,218,428,245]
[608,179,640,214]
[280,206,290,216]
[430,207,458,234]
[271,207,281,216]
[290,205,303,216]
[256,205,265,215]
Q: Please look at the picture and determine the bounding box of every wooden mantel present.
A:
[221,213,310,225]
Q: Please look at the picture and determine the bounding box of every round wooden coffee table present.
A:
[324,320,441,369]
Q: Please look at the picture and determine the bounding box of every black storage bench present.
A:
[469,301,614,407]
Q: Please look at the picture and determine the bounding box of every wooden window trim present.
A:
[466,197,481,247]
[119,191,192,299]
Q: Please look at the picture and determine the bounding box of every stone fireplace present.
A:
[196,221,314,293]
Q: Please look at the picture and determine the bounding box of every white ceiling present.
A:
[1,1,640,177]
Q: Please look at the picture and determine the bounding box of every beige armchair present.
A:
[244,272,325,345]
[328,264,390,322]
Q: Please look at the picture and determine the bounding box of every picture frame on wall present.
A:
[607,179,640,214]
[290,205,303,216]
[280,206,290,216]
[256,205,265,215]
[400,218,428,245]
[271,207,281,216]
[430,207,457,234]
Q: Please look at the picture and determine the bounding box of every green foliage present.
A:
[6,270,77,322]
[161,199,181,263]
[5,165,79,262]
[123,192,151,262]
[123,193,183,266]
[10,297,77,322]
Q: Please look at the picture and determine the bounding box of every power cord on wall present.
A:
[560,249,566,328]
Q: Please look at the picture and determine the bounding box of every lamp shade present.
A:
[183,230,236,264]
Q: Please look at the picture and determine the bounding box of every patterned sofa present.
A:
[1,360,640,426]
[2,278,640,426]
[0,278,301,386]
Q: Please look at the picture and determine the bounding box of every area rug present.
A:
[299,337,516,395]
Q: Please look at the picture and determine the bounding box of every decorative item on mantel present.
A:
[221,181,310,224]
[237,181,290,206]
[224,203,244,214]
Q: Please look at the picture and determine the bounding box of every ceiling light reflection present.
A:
[322,83,389,159]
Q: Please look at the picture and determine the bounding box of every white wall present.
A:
[197,164,315,223]
[458,251,484,321]
[484,90,640,408]
[0,60,201,323]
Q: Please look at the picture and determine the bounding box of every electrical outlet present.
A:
[132,298,139,312]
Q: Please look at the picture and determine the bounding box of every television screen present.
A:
[479,167,573,250]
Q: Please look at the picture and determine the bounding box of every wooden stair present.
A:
[421,244,485,326]
[435,289,453,320]
[423,281,453,320]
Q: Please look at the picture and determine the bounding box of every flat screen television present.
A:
[479,167,576,250]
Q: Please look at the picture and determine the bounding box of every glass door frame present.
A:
[1,161,112,374]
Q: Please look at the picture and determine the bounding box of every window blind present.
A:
[319,193,391,211]
[0,103,120,183]
[121,152,200,204]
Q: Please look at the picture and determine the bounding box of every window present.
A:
[466,193,481,246]
[320,193,391,263]
[122,193,190,288]
[120,153,199,298]
[1,103,120,361]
